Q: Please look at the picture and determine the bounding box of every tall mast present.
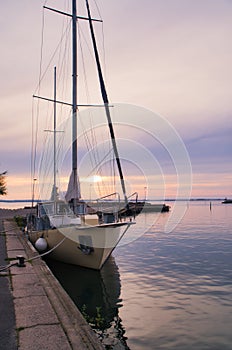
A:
[72,0,78,197]
[53,66,57,193]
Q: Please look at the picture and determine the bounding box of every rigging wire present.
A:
[85,147,113,178]
[33,22,72,96]
[32,5,72,201]
[58,25,71,108]
[78,22,106,193]
[76,4,116,198]
[92,0,107,82]
[86,0,119,197]
[31,6,46,202]
[53,5,71,197]
[93,0,103,20]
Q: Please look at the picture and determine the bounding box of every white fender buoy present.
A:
[35,237,48,252]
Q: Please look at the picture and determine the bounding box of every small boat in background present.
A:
[119,201,170,216]
[222,198,232,204]
[137,202,170,213]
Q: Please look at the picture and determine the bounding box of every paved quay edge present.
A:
[4,219,104,350]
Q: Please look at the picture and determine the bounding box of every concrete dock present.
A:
[0,218,104,350]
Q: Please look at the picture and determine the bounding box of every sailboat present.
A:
[28,0,137,270]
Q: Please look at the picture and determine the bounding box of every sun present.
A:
[92,175,102,183]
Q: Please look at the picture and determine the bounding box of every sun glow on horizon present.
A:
[2,171,232,202]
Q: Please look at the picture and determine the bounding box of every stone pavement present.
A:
[1,219,104,350]
[0,220,17,349]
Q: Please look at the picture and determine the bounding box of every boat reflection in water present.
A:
[45,256,129,349]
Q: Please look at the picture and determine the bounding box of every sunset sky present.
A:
[0,0,232,202]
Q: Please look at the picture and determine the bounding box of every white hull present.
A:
[29,221,132,270]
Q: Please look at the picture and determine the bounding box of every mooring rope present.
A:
[0,225,67,272]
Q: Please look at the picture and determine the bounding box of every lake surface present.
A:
[46,201,232,350]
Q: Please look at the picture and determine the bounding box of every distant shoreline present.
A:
[0,198,226,203]
[0,200,39,203]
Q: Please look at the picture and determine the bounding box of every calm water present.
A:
[46,201,232,350]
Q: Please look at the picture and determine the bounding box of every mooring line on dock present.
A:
[0,228,67,272]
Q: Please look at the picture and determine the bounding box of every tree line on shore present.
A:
[0,171,7,196]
